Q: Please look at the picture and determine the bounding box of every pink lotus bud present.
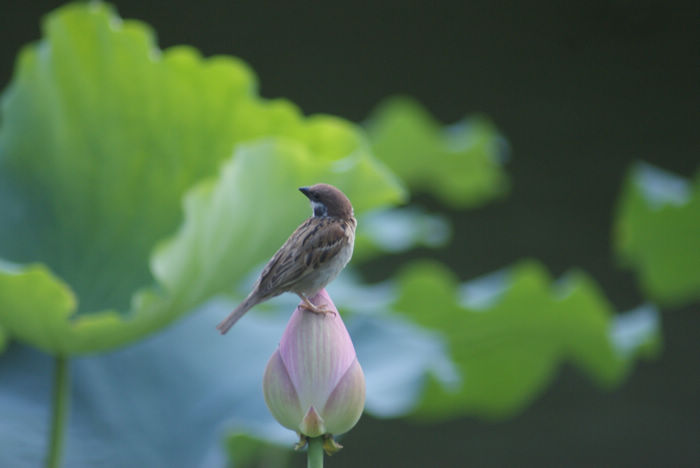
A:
[263,289,365,439]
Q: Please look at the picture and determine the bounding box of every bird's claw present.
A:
[300,298,335,316]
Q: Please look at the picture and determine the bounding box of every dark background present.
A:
[2,1,698,467]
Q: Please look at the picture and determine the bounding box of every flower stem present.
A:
[46,355,69,468]
[307,437,324,468]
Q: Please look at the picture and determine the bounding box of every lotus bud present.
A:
[263,289,365,449]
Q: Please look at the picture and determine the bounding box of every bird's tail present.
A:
[216,292,260,334]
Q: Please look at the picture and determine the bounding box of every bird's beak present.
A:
[299,187,311,198]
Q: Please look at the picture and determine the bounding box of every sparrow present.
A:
[216,183,356,334]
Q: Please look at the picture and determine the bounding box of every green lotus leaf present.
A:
[614,163,700,306]
[225,433,293,468]
[0,142,401,357]
[364,96,508,207]
[0,3,403,355]
[392,260,660,419]
[0,261,77,352]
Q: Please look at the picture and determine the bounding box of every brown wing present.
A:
[255,218,348,297]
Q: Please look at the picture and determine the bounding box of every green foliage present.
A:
[225,433,294,468]
[392,260,660,419]
[365,96,508,207]
[0,3,403,354]
[0,325,6,353]
[614,163,700,306]
[0,262,78,353]
[0,3,674,467]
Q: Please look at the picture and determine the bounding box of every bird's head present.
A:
[299,184,354,219]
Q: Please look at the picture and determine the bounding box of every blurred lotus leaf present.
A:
[364,96,508,207]
[391,260,660,419]
[614,163,700,306]
[0,3,403,355]
[0,4,669,468]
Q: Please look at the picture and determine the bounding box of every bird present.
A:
[216,183,356,334]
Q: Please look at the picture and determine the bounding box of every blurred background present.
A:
[2,1,698,466]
